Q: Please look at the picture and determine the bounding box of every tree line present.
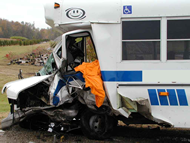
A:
[0,39,46,46]
[0,18,61,40]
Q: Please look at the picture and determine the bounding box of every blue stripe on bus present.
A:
[148,89,159,105]
[177,89,188,106]
[158,89,169,106]
[101,71,142,82]
[167,89,178,106]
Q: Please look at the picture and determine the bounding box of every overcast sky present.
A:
[0,0,51,29]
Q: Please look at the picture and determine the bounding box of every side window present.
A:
[122,20,160,60]
[56,46,62,58]
[167,19,190,60]
[66,36,84,71]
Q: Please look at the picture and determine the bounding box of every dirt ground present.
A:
[0,112,9,121]
[1,122,190,143]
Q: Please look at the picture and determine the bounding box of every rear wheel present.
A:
[80,109,117,140]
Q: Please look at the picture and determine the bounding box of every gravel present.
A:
[1,124,190,143]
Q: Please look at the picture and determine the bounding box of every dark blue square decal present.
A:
[123,5,132,14]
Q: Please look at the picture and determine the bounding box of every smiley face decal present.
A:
[66,8,86,20]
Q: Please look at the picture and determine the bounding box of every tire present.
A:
[80,109,117,140]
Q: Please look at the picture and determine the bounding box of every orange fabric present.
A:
[74,60,105,107]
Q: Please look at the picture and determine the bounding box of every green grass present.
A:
[0,43,49,64]
[0,95,10,112]
[0,43,50,113]
[0,75,16,113]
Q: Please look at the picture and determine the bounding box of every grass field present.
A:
[0,43,49,64]
[0,43,50,115]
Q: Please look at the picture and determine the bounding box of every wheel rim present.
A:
[89,114,106,134]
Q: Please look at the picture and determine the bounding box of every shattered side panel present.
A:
[78,89,109,110]
[117,85,190,127]
[49,72,72,106]
[117,85,173,126]
[49,70,107,108]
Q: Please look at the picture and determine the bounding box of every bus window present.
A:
[167,19,190,60]
[122,20,160,60]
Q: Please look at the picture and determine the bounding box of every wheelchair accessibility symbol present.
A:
[123,6,132,14]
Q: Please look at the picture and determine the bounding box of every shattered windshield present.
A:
[37,53,57,75]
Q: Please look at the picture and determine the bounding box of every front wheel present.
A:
[80,109,117,140]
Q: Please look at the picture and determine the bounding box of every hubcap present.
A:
[89,114,106,133]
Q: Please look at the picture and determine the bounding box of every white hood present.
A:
[2,75,52,100]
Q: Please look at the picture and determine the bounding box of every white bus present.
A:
[2,0,190,139]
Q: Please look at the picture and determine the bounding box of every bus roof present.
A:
[44,0,190,32]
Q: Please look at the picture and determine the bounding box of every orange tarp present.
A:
[74,60,105,107]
